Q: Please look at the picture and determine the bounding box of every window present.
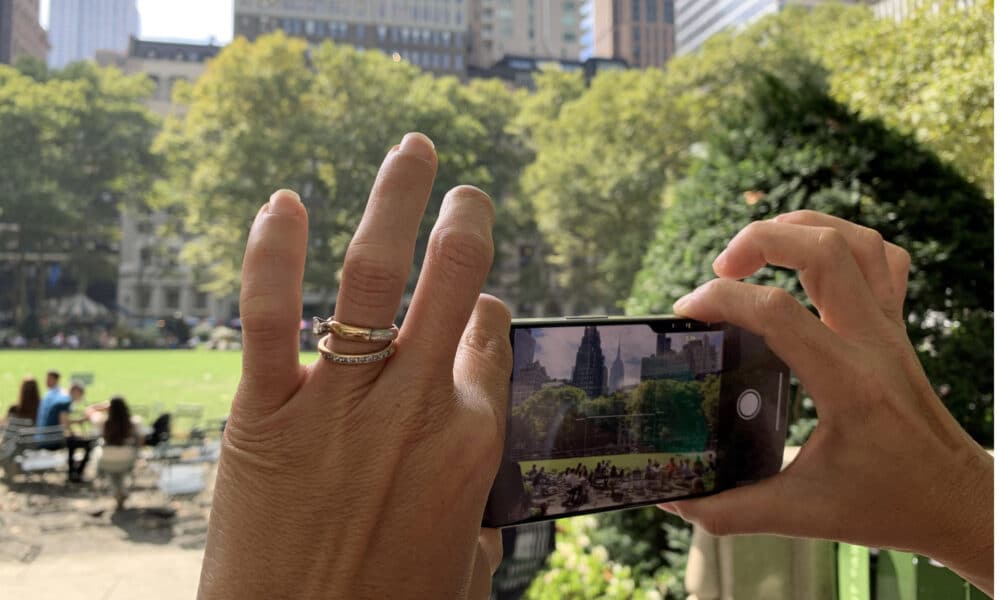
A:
[563,32,576,42]
[663,0,673,23]
[137,286,151,310]
[632,0,640,20]
[377,25,387,41]
[647,0,657,20]
[355,24,365,40]
[305,19,315,35]
[139,247,152,264]
[195,292,208,310]
[165,288,180,310]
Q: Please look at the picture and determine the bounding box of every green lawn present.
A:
[0,350,246,422]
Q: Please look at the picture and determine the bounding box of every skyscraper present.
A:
[675,0,875,56]
[233,0,468,76]
[0,0,47,64]
[608,339,625,393]
[570,326,607,398]
[47,0,139,68]
[592,0,675,67]
[467,0,583,68]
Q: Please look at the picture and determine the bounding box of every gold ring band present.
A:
[317,335,396,365]
[312,316,399,343]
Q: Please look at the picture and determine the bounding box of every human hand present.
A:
[199,133,510,599]
[662,211,993,595]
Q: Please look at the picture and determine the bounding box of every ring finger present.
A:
[321,132,438,370]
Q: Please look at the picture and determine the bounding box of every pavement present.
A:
[0,451,216,599]
[0,546,204,599]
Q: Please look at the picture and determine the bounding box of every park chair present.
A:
[171,404,205,442]
[1,425,67,481]
[96,445,138,507]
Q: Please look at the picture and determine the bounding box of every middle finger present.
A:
[326,132,438,361]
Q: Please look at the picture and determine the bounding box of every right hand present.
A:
[661,211,993,596]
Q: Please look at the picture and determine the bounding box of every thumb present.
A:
[453,294,512,432]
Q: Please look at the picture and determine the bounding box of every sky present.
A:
[526,325,724,388]
[40,0,234,44]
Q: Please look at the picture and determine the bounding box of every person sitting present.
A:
[37,380,93,482]
[6,376,40,425]
[100,396,140,509]
[693,455,705,476]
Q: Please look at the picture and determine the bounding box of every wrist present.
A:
[925,447,993,591]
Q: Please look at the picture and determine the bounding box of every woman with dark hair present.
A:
[100,396,139,509]
[6,377,41,424]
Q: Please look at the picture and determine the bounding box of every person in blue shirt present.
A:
[36,372,92,482]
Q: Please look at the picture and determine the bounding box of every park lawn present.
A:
[0,350,253,422]
[519,452,708,476]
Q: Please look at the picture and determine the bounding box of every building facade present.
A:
[47,0,138,68]
[0,0,47,64]
[233,0,467,75]
[675,0,877,55]
[570,326,607,398]
[97,38,231,324]
[592,0,674,67]
[871,0,982,20]
[608,341,624,393]
[467,0,583,68]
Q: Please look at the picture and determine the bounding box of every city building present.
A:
[592,0,675,67]
[0,0,48,64]
[640,333,718,380]
[467,0,584,69]
[674,0,872,55]
[97,38,231,324]
[580,0,595,59]
[468,53,626,88]
[233,0,467,75]
[570,326,607,398]
[47,0,138,68]
[871,0,982,20]
[608,340,625,393]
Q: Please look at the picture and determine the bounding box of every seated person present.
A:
[37,382,93,482]
[6,377,40,425]
[100,396,140,509]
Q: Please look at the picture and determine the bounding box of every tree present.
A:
[154,32,528,307]
[0,62,158,327]
[628,62,993,443]
[518,67,674,311]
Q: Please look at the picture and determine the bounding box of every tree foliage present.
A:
[154,32,528,302]
[0,61,158,320]
[628,63,993,443]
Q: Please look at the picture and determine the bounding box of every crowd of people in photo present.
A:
[522,454,715,516]
[3,370,174,509]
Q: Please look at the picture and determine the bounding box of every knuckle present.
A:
[462,327,512,368]
[756,287,796,324]
[857,227,885,256]
[339,254,407,309]
[429,227,494,279]
[240,298,296,344]
[815,227,849,258]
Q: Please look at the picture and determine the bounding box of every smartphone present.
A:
[482,316,789,528]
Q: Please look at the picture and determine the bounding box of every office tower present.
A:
[234,0,468,75]
[47,0,138,68]
[468,0,583,68]
[592,0,674,67]
[0,0,47,64]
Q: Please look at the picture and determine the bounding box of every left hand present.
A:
[199,133,508,599]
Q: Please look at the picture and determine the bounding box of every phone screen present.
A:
[488,321,729,525]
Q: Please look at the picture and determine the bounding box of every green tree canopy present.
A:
[0,61,158,321]
[154,32,528,303]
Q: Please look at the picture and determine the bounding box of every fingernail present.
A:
[269,189,301,215]
[712,250,728,272]
[399,132,436,163]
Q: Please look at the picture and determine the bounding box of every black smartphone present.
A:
[482,316,789,528]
